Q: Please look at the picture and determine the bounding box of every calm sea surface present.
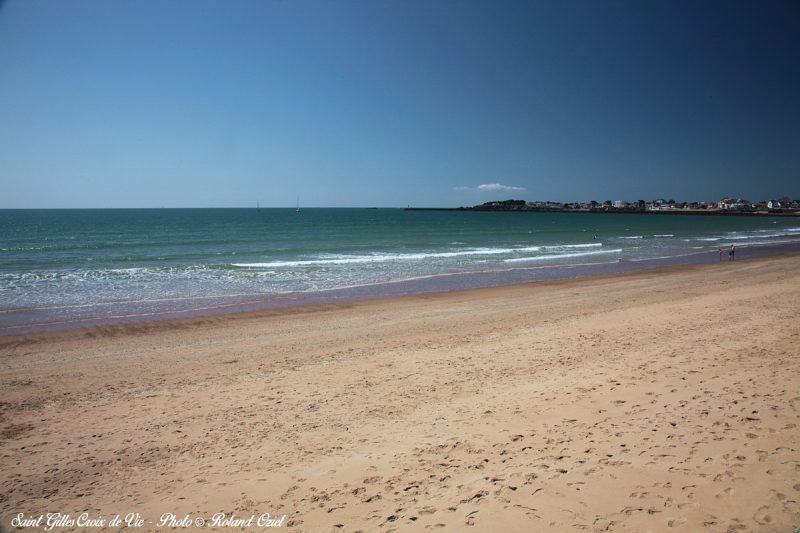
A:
[2,208,799,333]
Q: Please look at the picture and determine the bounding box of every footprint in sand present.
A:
[667,518,687,528]
[715,487,734,499]
[280,485,299,500]
[752,505,773,525]
[382,514,399,526]
[726,518,748,531]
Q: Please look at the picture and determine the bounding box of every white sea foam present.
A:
[232,248,536,268]
[231,244,602,268]
[726,239,798,247]
[760,233,789,239]
[504,249,622,263]
[725,234,762,240]
[618,234,673,240]
[720,231,800,241]
[553,243,602,249]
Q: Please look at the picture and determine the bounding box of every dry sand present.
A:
[1,254,799,532]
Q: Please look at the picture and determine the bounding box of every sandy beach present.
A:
[1,254,799,532]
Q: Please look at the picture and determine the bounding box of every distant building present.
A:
[719,198,749,210]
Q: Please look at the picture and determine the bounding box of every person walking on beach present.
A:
[729,244,735,261]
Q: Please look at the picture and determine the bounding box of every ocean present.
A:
[2,208,799,334]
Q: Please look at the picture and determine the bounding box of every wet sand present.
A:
[1,253,799,532]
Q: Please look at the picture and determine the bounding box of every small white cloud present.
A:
[455,183,526,193]
[478,183,526,192]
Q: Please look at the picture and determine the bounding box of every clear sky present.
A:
[0,0,798,208]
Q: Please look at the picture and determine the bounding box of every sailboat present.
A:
[296,196,300,213]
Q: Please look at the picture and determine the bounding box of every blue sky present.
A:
[0,0,798,208]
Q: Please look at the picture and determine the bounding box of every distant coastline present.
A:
[406,198,800,216]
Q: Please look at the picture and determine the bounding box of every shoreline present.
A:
[1,252,799,531]
[0,250,798,346]
[3,241,800,337]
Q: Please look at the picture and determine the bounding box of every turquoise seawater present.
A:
[1,208,799,332]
